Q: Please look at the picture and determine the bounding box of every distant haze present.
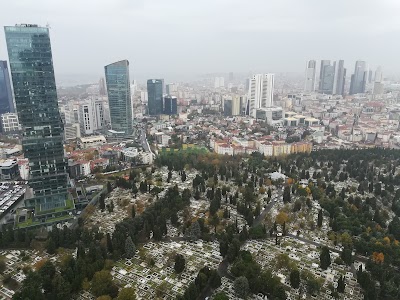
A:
[1,0,400,85]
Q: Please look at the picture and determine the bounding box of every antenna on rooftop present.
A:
[46,22,51,29]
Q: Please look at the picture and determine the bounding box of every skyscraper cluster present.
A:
[304,60,379,95]
[304,60,346,95]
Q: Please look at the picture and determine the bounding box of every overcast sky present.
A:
[1,0,400,84]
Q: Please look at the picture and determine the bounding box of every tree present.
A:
[99,194,106,211]
[233,276,249,299]
[276,211,289,225]
[267,188,272,198]
[317,209,323,227]
[50,273,71,300]
[106,233,113,253]
[0,258,6,274]
[125,237,136,259]
[107,181,112,193]
[337,275,345,293]
[91,270,118,298]
[290,269,300,289]
[13,272,44,300]
[209,269,221,289]
[174,254,186,273]
[117,287,136,300]
[283,186,291,203]
[320,246,331,270]
[341,246,352,266]
[46,237,56,255]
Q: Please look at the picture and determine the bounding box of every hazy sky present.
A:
[1,0,400,84]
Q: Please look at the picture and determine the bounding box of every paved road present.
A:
[140,128,151,153]
[286,233,369,263]
[252,190,282,227]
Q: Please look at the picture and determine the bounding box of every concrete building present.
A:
[255,107,283,126]
[78,135,106,149]
[0,113,20,132]
[214,77,225,88]
[64,123,81,140]
[248,74,274,117]
[79,98,105,135]
[0,159,19,180]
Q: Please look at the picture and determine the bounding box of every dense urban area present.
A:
[1,8,400,300]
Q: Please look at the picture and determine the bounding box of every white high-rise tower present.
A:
[247,74,274,117]
[304,60,316,92]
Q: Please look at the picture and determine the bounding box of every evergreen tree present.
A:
[106,233,113,253]
[317,209,323,227]
[99,194,106,210]
[320,246,331,270]
[290,269,300,289]
[337,275,345,293]
[125,236,135,259]
[174,254,186,273]
[131,205,136,218]
[283,186,291,203]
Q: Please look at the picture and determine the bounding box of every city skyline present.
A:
[1,0,400,84]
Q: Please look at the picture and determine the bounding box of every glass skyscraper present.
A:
[350,60,368,95]
[163,96,177,115]
[147,79,163,115]
[4,25,71,223]
[104,60,132,134]
[0,61,14,116]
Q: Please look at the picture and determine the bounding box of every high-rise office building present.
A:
[163,96,177,115]
[350,61,368,95]
[0,61,14,117]
[99,77,106,96]
[319,60,331,91]
[247,74,274,117]
[319,61,335,94]
[4,24,71,217]
[147,79,163,115]
[223,99,233,117]
[104,60,132,134]
[333,60,346,95]
[373,66,384,95]
[304,60,316,92]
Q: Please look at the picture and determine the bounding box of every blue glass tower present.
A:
[163,96,177,115]
[104,60,132,134]
[4,24,72,225]
[0,61,14,116]
[147,79,163,115]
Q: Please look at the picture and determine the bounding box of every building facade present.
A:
[104,60,132,134]
[333,60,346,96]
[163,96,177,115]
[304,60,316,92]
[147,79,163,115]
[0,113,20,132]
[350,60,368,95]
[247,74,274,118]
[4,24,70,215]
[0,61,14,119]
[79,98,105,135]
[319,61,335,94]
